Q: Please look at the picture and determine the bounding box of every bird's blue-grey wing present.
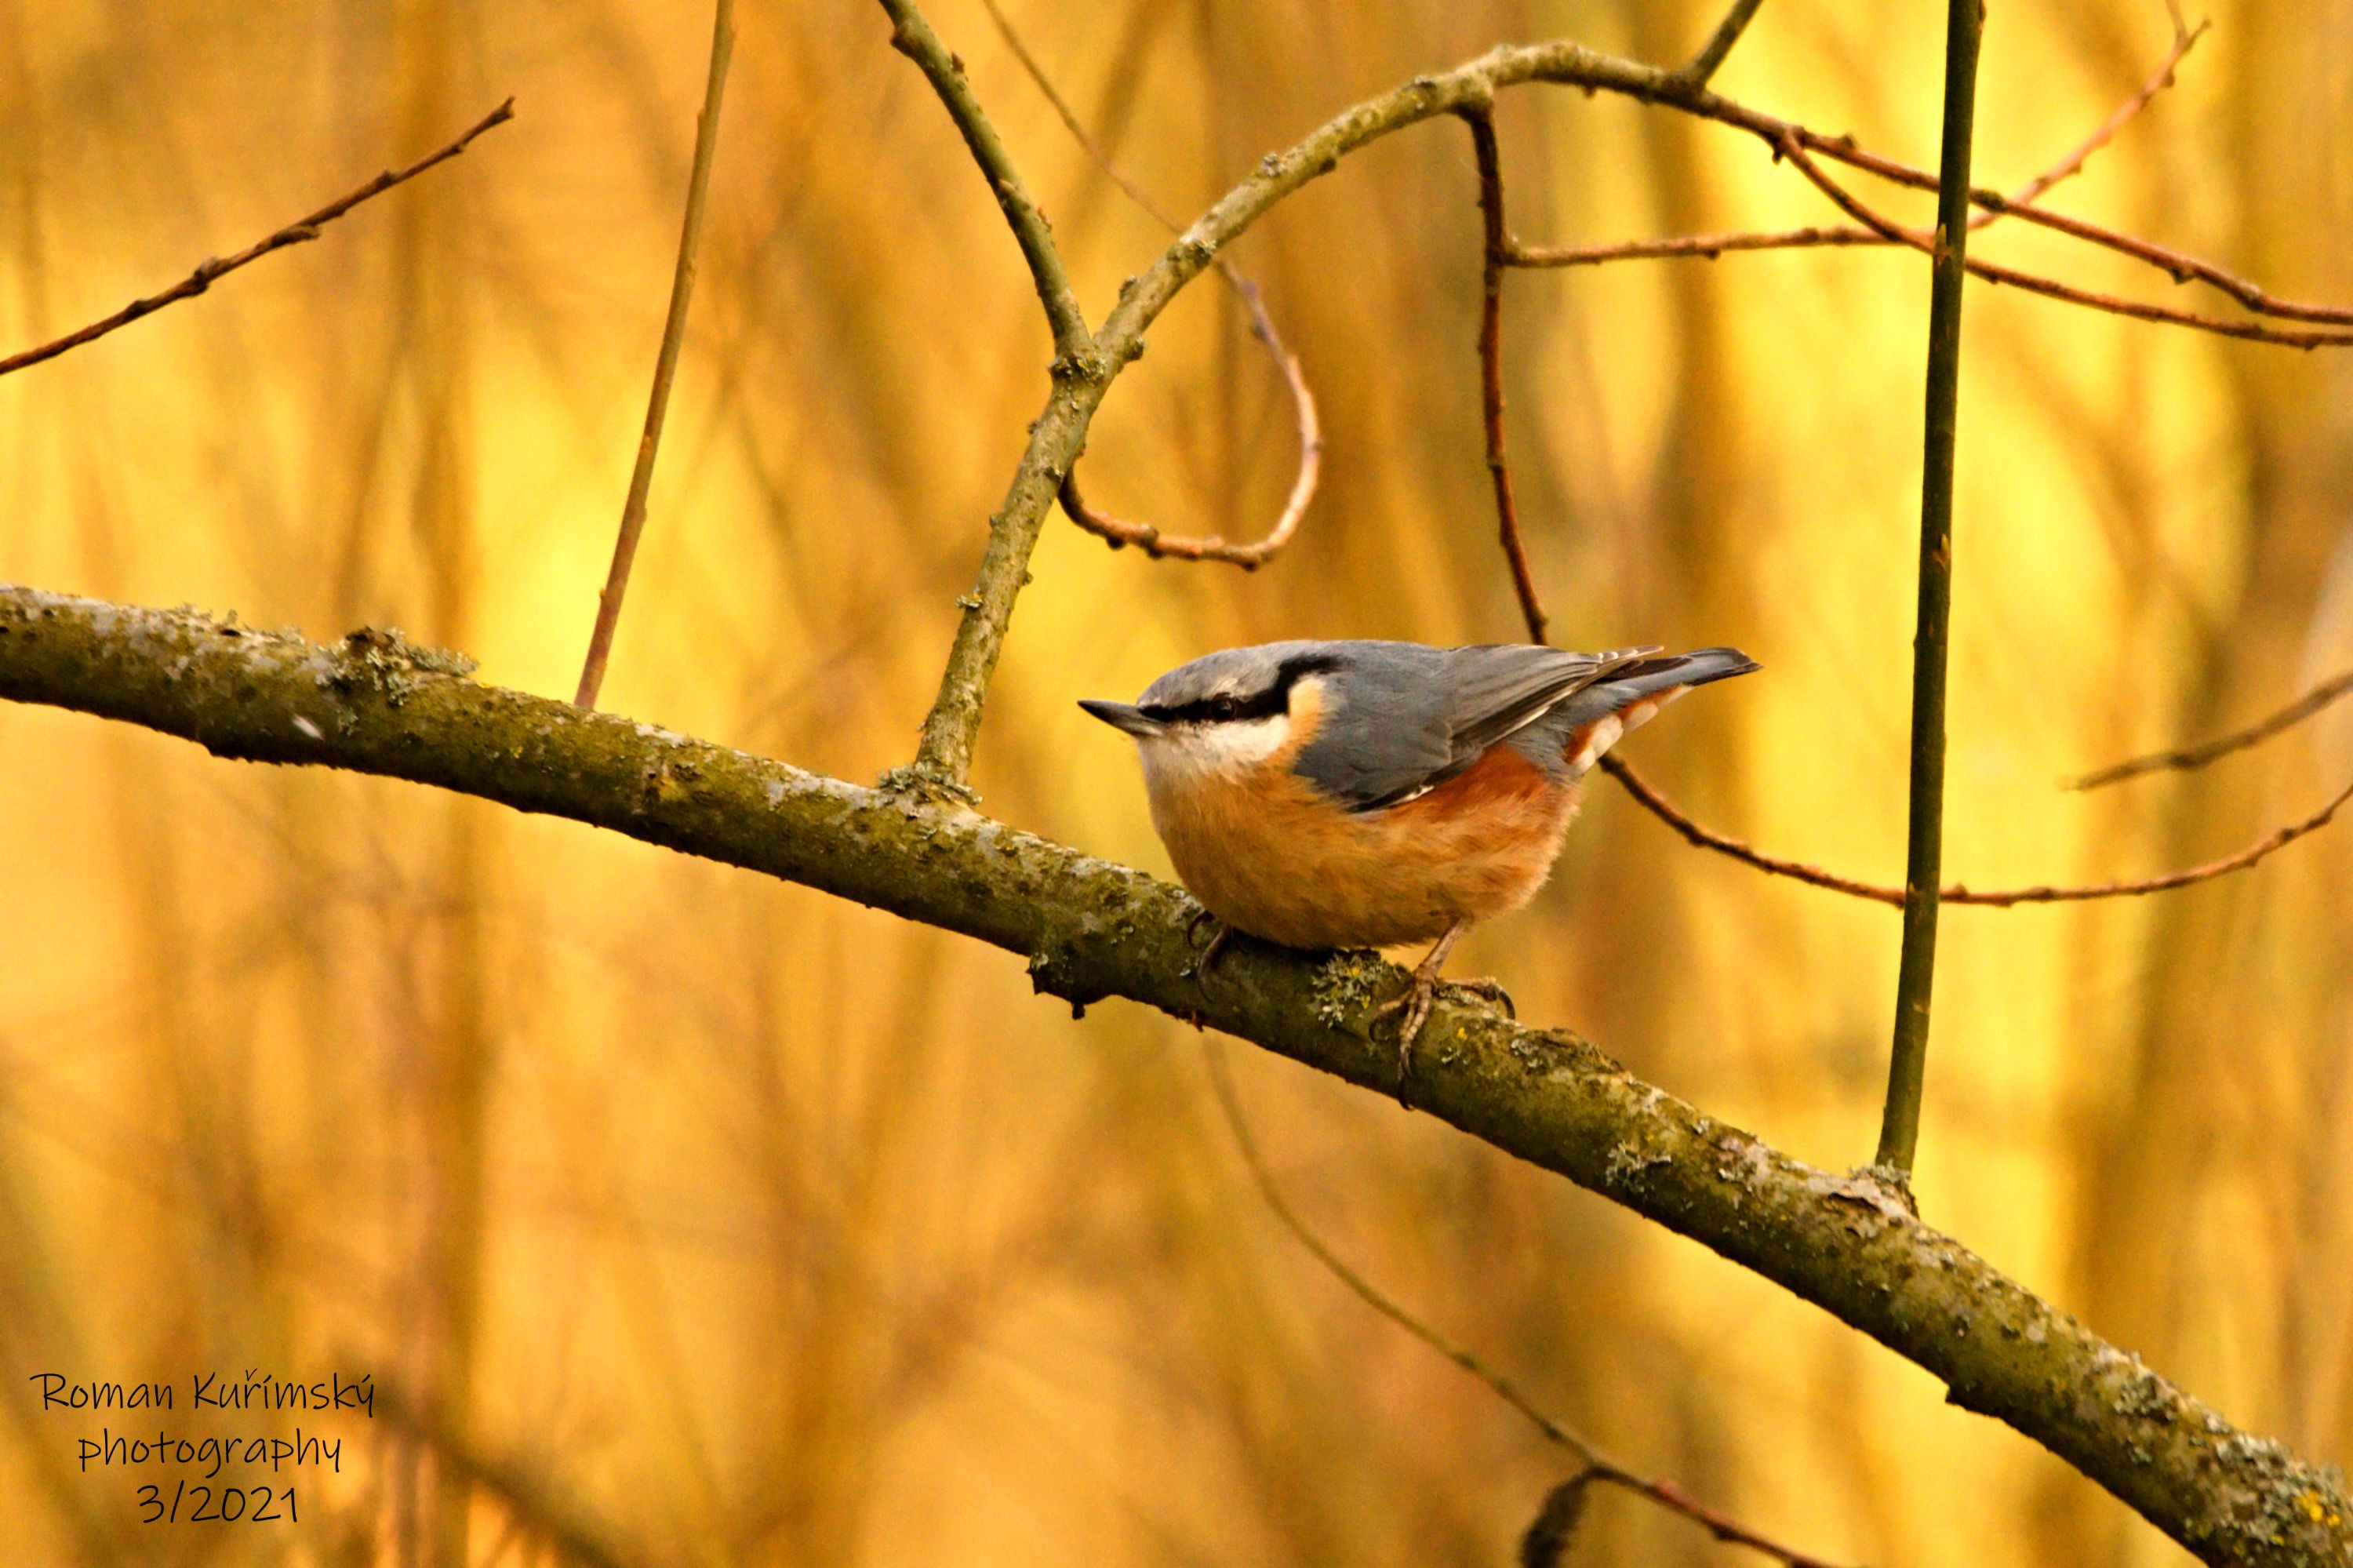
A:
[1293,642,1643,811]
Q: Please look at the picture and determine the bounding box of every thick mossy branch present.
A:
[2,586,2348,1568]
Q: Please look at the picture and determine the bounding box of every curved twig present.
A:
[2069,666,2353,789]
[0,99,515,380]
[1054,275,1321,569]
[1206,1046,1849,1568]
[1600,752,2353,906]
[979,0,1322,569]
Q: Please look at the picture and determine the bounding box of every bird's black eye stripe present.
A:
[1139,653,1342,726]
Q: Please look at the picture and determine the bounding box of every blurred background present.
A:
[2,0,2351,1563]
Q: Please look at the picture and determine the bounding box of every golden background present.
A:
[2,0,2350,1562]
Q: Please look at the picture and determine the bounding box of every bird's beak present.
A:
[1078,699,1164,738]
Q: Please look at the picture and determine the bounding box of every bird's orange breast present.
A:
[1147,732,1580,951]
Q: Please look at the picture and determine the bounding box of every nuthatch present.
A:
[1081,639,1758,1085]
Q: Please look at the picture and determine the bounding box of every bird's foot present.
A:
[1373,971,1514,1102]
[1183,909,1231,988]
[1371,969,1441,1101]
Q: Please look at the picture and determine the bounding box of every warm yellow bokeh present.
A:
[2,0,2350,1563]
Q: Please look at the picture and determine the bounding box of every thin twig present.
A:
[1464,109,1550,643]
[1508,224,1888,267]
[1600,752,2353,905]
[1685,89,2353,334]
[1513,18,2206,271]
[573,0,736,711]
[979,0,1322,569]
[0,99,515,380]
[2001,16,2203,213]
[1205,1046,1852,1568]
[1054,275,1320,567]
[2069,666,2353,789]
[1772,133,2353,351]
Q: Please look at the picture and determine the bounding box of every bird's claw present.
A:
[1373,973,1515,1103]
[1182,909,1231,988]
[1444,977,1515,1019]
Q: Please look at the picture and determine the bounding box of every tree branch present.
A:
[3,585,2349,1566]
[0,99,515,380]
[1053,272,1320,569]
[1772,132,2353,351]
[573,0,736,711]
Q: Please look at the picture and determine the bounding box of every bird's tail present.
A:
[1553,646,1758,776]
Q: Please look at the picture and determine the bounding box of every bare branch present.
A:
[5,586,2348,1565]
[875,0,1115,791]
[1681,89,2353,334]
[0,99,515,380]
[1463,108,1550,643]
[2070,666,2353,788]
[1053,278,1319,569]
[574,0,736,711]
[1875,0,1984,1180]
[1600,752,2353,905]
[1208,1046,1852,1568]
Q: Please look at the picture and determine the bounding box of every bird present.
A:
[1080,638,1758,1088]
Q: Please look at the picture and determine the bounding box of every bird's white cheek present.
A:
[1136,714,1292,794]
